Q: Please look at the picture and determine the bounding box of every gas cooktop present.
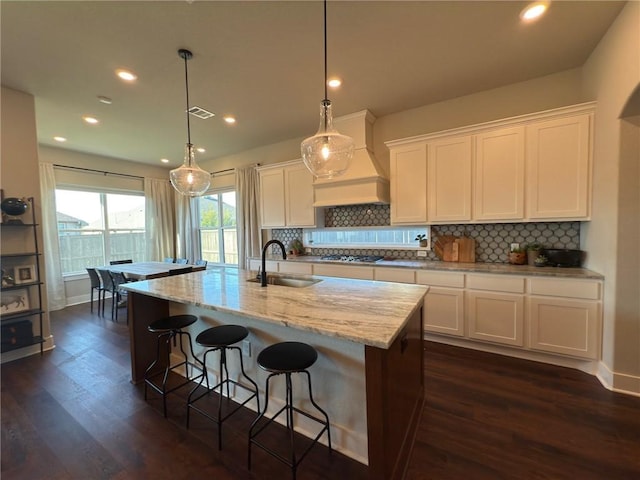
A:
[320,255,384,263]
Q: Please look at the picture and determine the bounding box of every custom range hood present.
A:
[312,110,390,207]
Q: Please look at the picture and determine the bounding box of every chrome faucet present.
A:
[261,239,287,287]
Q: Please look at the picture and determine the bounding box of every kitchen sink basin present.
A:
[247,275,322,288]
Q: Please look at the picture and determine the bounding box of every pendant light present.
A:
[170,48,211,196]
[301,0,354,179]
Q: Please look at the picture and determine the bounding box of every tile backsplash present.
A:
[270,204,581,264]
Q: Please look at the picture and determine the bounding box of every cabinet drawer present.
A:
[416,271,465,288]
[374,268,415,284]
[279,261,313,275]
[313,264,374,280]
[529,277,601,300]
[467,274,525,293]
[249,259,279,272]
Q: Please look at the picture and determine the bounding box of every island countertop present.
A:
[122,267,428,349]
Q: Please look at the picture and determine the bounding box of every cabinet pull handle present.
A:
[400,333,409,353]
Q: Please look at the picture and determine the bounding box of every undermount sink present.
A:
[247,275,322,288]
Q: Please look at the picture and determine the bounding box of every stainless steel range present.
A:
[320,254,384,263]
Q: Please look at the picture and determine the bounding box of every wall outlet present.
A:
[416,250,427,257]
[242,340,251,357]
[510,242,520,251]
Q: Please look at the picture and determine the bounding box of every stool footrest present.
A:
[188,378,258,423]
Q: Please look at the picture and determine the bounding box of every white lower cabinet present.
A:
[528,277,601,359]
[528,297,600,359]
[417,271,465,337]
[466,291,525,346]
[374,267,415,283]
[279,261,313,275]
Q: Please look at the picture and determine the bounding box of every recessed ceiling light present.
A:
[83,116,99,124]
[53,136,67,142]
[520,1,549,21]
[97,95,113,105]
[161,158,170,164]
[196,147,206,153]
[116,69,137,82]
[223,115,236,124]
[327,78,342,88]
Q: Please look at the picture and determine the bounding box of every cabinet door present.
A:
[259,168,286,227]
[424,287,465,337]
[427,136,472,222]
[529,297,600,359]
[474,126,525,221]
[284,163,317,227]
[467,290,524,346]
[526,114,591,220]
[390,144,428,224]
[374,267,415,284]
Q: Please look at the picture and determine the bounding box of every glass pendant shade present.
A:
[301,100,354,179]
[170,143,211,196]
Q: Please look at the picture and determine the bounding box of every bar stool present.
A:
[248,341,331,479]
[144,314,204,418]
[186,325,260,450]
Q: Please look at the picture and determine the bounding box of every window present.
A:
[198,191,238,266]
[55,189,145,274]
[303,226,430,249]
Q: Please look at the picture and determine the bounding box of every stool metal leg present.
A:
[303,370,332,452]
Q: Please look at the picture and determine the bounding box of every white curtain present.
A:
[236,166,262,269]
[39,163,66,311]
[144,178,176,261]
[175,194,200,263]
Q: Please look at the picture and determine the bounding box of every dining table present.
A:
[102,261,206,280]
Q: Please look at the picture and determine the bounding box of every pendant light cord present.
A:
[323,0,328,102]
[184,52,192,146]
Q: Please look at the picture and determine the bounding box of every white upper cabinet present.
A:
[259,167,286,227]
[284,162,317,227]
[390,143,428,224]
[474,126,525,221]
[427,135,473,223]
[526,113,592,220]
[385,103,594,225]
[258,160,321,228]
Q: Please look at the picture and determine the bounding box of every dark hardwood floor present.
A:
[2,303,639,479]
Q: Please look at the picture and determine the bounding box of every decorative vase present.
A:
[419,239,428,248]
[527,249,542,266]
[1,197,28,224]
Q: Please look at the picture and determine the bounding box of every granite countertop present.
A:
[123,268,428,349]
[257,255,604,280]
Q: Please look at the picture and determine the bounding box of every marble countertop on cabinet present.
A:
[257,255,604,280]
[123,268,428,349]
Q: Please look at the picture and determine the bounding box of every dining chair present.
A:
[110,271,130,323]
[110,259,133,265]
[163,257,175,263]
[169,266,193,276]
[96,268,115,319]
[86,268,104,314]
[175,258,189,265]
[194,259,208,267]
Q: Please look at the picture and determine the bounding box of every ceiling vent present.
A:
[188,106,215,119]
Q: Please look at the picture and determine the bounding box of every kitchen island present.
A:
[123,267,428,480]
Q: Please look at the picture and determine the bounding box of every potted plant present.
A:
[509,246,527,265]
[534,254,548,267]
[526,243,544,266]
[415,234,428,248]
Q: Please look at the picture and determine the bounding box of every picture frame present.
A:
[14,265,36,285]
[1,288,30,314]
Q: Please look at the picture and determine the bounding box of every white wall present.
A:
[581,1,640,393]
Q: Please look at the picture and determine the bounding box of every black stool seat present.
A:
[258,341,318,373]
[249,341,331,479]
[187,324,260,450]
[144,314,203,418]
[196,324,249,347]
[148,314,197,332]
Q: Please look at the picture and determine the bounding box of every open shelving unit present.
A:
[1,197,45,354]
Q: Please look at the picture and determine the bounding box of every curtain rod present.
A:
[52,164,144,180]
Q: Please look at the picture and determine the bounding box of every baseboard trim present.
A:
[597,361,640,397]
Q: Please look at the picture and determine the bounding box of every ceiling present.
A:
[1,1,625,168]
